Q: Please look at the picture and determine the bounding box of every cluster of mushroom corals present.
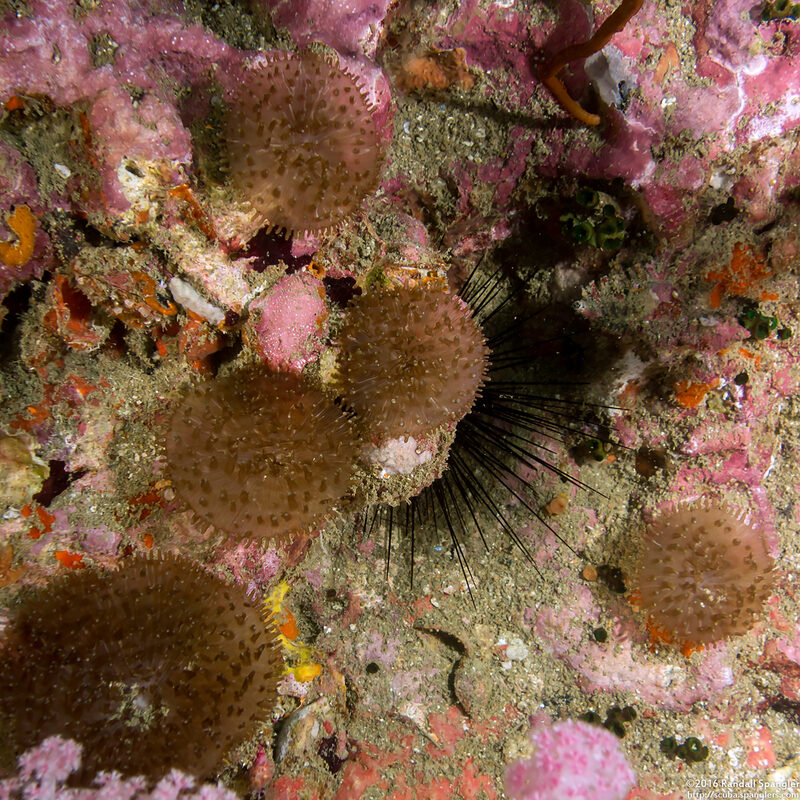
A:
[166,282,490,543]
[0,28,780,793]
[165,48,490,544]
[175,47,778,661]
[0,41,491,787]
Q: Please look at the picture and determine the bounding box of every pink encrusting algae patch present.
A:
[0,0,242,213]
[505,719,635,800]
[530,570,737,709]
[250,272,329,373]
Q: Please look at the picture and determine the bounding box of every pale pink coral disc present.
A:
[634,504,775,645]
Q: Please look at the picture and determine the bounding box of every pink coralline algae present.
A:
[260,0,393,58]
[249,272,329,373]
[530,564,737,710]
[0,0,240,213]
[503,0,800,233]
[0,737,238,800]
[505,719,635,800]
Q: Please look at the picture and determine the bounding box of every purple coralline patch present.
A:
[0,0,241,213]
[699,0,760,71]
[469,127,534,210]
[80,525,121,556]
[529,575,737,710]
[360,630,400,667]
[434,0,553,107]
[0,143,41,213]
[249,272,328,373]
[260,0,392,58]
[389,667,442,704]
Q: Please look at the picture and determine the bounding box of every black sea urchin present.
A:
[166,368,359,540]
[360,264,611,593]
[0,554,282,782]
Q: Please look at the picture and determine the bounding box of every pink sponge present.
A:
[505,719,636,800]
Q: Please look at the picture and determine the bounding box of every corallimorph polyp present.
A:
[225,50,385,235]
[633,504,775,645]
[167,369,359,539]
[337,284,489,440]
[0,555,282,782]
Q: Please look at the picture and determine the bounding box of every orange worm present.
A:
[540,0,645,126]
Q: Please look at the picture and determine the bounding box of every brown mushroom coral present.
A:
[166,369,359,539]
[0,554,282,782]
[632,503,775,646]
[337,284,489,440]
[225,50,385,236]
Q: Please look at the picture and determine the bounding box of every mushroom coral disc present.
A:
[633,504,775,646]
[167,369,359,540]
[226,50,386,236]
[1,554,282,782]
[337,284,489,440]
